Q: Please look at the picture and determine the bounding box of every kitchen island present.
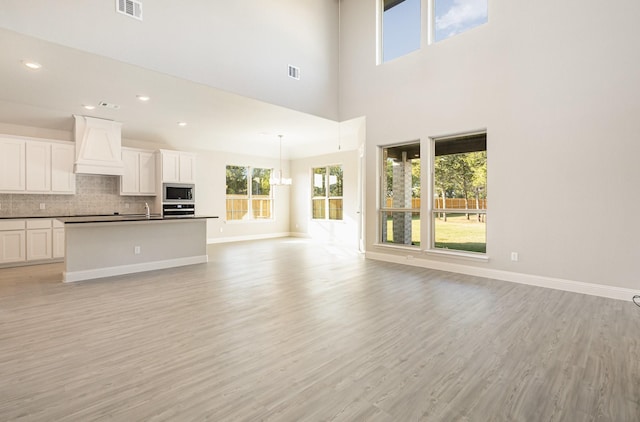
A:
[58,215,217,282]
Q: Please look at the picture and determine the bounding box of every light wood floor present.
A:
[0,238,638,421]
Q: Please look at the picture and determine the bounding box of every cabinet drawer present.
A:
[27,219,52,229]
[0,220,26,230]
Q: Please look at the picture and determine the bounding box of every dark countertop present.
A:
[0,214,218,222]
[57,215,218,224]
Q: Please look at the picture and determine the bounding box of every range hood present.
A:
[73,115,125,176]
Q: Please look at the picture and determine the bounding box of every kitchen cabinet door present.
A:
[121,148,156,196]
[53,227,65,258]
[161,150,181,182]
[0,137,26,192]
[51,143,76,194]
[178,153,196,183]
[138,151,156,194]
[0,230,26,264]
[26,141,52,192]
[26,228,52,261]
[120,148,139,194]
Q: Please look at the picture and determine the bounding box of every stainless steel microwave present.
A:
[163,183,195,202]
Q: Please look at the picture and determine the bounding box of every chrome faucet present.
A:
[145,202,150,218]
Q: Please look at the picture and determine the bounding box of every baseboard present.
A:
[365,251,637,302]
[207,232,291,244]
[63,255,209,283]
[289,232,311,239]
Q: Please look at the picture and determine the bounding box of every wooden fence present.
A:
[226,197,272,220]
[385,198,487,210]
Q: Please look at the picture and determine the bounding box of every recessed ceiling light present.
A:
[22,60,42,70]
[177,121,187,127]
[136,95,150,102]
[82,104,96,110]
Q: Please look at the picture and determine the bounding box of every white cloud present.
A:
[435,0,488,32]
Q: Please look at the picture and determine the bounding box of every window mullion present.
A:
[325,167,330,220]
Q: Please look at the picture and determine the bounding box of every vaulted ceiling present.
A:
[0,1,360,159]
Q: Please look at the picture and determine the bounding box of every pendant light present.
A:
[270,134,292,186]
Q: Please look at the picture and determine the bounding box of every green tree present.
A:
[251,168,271,196]
[226,165,247,195]
[434,151,487,221]
[329,165,343,197]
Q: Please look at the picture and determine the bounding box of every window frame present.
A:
[225,165,274,222]
[311,164,344,221]
[378,141,421,248]
[378,0,423,64]
[377,0,489,64]
[376,133,488,260]
[428,131,487,257]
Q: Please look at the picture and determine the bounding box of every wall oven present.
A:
[162,203,195,218]
[163,183,194,203]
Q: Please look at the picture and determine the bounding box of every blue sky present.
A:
[383,0,488,61]
[434,0,488,42]
[383,0,421,62]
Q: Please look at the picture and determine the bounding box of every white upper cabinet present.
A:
[138,151,156,194]
[159,149,195,183]
[120,147,157,196]
[179,153,196,183]
[26,141,52,192]
[0,137,26,191]
[51,143,76,194]
[0,136,75,194]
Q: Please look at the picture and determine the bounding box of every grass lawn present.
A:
[385,213,486,253]
[434,213,486,253]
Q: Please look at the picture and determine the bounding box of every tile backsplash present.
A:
[0,174,156,217]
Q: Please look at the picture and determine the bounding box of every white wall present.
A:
[340,0,640,292]
[195,150,291,243]
[0,0,339,120]
[290,149,360,248]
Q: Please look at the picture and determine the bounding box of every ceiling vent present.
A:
[99,101,120,110]
[288,65,300,80]
[116,0,143,20]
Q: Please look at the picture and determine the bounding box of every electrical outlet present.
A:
[39,203,46,210]
[219,227,223,233]
[134,246,141,255]
[125,203,130,209]
[511,252,519,262]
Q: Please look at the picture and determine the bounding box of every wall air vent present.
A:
[99,101,121,110]
[288,65,300,80]
[116,0,143,21]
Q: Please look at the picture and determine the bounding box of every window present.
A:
[434,0,488,42]
[379,0,488,58]
[380,143,421,246]
[226,165,272,220]
[312,165,343,220]
[381,0,421,62]
[432,133,487,253]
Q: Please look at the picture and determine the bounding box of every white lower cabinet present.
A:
[26,220,52,261]
[0,230,26,264]
[0,220,27,263]
[0,219,63,265]
[53,220,65,259]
